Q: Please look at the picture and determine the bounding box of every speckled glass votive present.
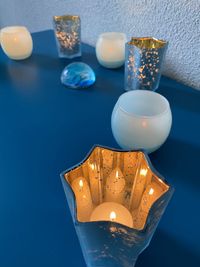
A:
[125,37,168,91]
[53,15,81,58]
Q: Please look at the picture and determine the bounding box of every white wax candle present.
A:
[96,32,127,68]
[0,26,33,60]
[90,202,133,228]
[105,167,125,204]
[71,176,93,221]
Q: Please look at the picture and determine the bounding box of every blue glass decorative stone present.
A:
[61,62,96,89]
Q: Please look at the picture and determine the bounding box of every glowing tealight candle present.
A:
[71,177,93,221]
[0,26,33,60]
[88,162,102,205]
[105,167,125,204]
[90,202,133,228]
[96,32,127,68]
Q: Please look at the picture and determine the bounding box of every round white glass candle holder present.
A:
[0,26,33,60]
[96,32,127,69]
[111,90,172,153]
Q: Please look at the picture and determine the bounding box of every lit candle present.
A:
[130,164,152,210]
[88,162,102,205]
[71,177,93,221]
[138,181,164,213]
[90,202,133,228]
[105,167,125,204]
[132,181,164,230]
[0,26,33,60]
[96,32,127,68]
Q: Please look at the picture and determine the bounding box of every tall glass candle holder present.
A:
[125,37,168,91]
[61,145,174,267]
[53,15,81,58]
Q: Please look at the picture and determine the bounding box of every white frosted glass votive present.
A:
[111,90,172,153]
[0,26,33,60]
[96,32,127,69]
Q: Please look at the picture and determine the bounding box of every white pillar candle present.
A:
[96,32,127,68]
[105,167,125,204]
[90,202,133,228]
[71,177,93,221]
[0,26,33,60]
[88,162,102,205]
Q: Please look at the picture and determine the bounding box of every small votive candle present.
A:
[0,26,33,60]
[96,32,127,68]
[71,177,93,221]
[90,202,133,228]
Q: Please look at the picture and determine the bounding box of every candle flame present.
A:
[79,179,84,188]
[149,188,154,195]
[90,163,95,170]
[116,170,119,178]
[140,168,148,176]
[142,120,147,128]
[110,211,117,221]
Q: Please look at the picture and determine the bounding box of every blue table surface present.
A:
[0,30,200,267]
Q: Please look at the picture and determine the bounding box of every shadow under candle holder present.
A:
[60,145,174,267]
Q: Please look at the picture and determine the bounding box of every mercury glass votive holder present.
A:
[61,145,174,267]
[125,37,168,91]
[53,15,81,58]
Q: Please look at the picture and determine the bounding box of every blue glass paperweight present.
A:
[61,62,96,89]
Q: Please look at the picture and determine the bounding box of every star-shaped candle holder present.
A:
[61,145,174,267]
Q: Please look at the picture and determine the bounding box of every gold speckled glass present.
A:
[125,37,168,91]
[53,15,81,58]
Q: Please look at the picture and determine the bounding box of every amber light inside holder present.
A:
[64,146,169,230]
[128,37,167,49]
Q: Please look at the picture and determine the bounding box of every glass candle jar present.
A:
[125,37,168,91]
[53,15,81,58]
[0,26,33,60]
[111,90,172,153]
[96,32,127,68]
